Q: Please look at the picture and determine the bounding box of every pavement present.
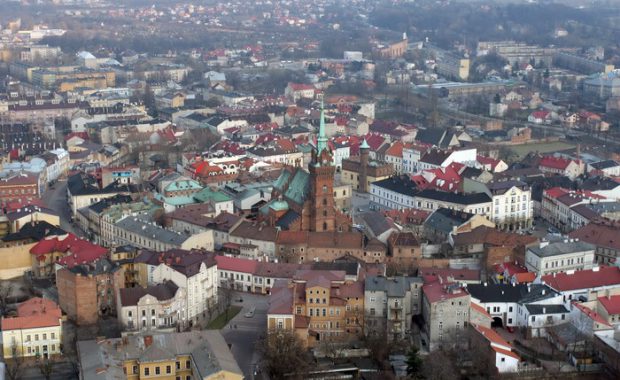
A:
[220,291,269,380]
[43,179,82,237]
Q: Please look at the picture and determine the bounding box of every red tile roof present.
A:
[287,83,315,91]
[419,267,480,283]
[598,295,620,315]
[472,323,512,348]
[539,156,574,171]
[422,281,468,303]
[30,234,108,268]
[542,266,620,292]
[572,302,611,327]
[471,302,492,319]
[493,345,521,360]
[513,272,536,284]
[1,297,62,331]
[215,255,259,274]
[569,221,620,251]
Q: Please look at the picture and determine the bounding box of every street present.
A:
[220,291,269,380]
[43,179,80,236]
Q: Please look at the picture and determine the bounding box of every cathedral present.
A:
[260,103,352,233]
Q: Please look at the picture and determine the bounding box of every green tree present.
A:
[406,346,423,379]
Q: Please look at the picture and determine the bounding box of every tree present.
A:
[421,349,458,380]
[405,346,423,379]
[219,278,234,320]
[39,358,54,380]
[257,329,311,380]
[0,281,13,316]
[5,343,24,380]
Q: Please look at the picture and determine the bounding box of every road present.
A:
[43,179,80,236]
[220,291,269,380]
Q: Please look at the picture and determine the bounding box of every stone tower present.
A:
[308,101,336,232]
[359,138,370,192]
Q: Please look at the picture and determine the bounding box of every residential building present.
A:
[467,283,566,337]
[364,275,423,341]
[0,172,40,207]
[76,331,243,380]
[118,281,187,332]
[341,144,394,193]
[1,297,62,359]
[538,156,584,180]
[112,216,214,252]
[569,220,620,264]
[470,324,520,373]
[267,269,365,347]
[56,258,123,325]
[541,266,620,305]
[424,208,495,243]
[525,240,596,275]
[421,282,470,351]
[149,250,218,325]
[465,179,533,230]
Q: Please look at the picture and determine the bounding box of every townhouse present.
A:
[525,240,596,276]
[421,281,470,351]
[569,220,620,265]
[364,275,423,341]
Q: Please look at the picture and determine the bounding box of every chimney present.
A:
[144,335,153,347]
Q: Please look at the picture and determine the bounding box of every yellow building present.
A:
[77,331,243,380]
[267,269,364,347]
[1,297,63,359]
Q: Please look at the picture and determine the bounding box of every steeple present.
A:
[317,99,328,156]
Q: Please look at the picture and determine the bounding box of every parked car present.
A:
[244,307,256,318]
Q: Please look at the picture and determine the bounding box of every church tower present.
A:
[308,101,336,232]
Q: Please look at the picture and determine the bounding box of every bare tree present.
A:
[0,281,13,316]
[257,329,311,380]
[39,358,54,380]
[421,349,459,380]
[219,278,234,320]
[5,343,24,380]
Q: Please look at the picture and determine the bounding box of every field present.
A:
[508,141,576,159]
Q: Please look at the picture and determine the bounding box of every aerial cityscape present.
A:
[1,0,620,379]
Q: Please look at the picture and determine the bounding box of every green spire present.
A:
[317,99,328,155]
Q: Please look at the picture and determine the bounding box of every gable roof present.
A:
[542,266,620,292]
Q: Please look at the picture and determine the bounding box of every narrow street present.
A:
[43,180,80,236]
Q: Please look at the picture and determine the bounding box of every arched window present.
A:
[322,185,327,193]
[323,198,327,206]
[323,222,328,231]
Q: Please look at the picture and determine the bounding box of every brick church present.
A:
[260,103,352,233]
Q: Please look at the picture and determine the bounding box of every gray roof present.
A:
[77,331,242,379]
[360,211,395,237]
[528,241,596,258]
[424,208,476,235]
[115,216,187,246]
[365,276,422,297]
[525,304,569,315]
[467,283,558,304]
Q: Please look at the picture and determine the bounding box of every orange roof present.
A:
[492,345,520,360]
[472,323,511,348]
[470,302,492,319]
[572,302,611,327]
[513,272,536,284]
[1,297,61,331]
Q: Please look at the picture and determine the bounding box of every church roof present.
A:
[284,169,310,206]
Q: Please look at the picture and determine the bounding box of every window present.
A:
[186,360,191,369]
[501,357,505,362]
[35,334,39,341]
[186,376,191,380]
[144,368,150,376]
[133,366,138,374]
[370,308,376,316]
[155,367,161,375]
[43,333,47,340]
[176,362,180,370]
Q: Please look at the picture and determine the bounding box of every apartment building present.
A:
[77,332,243,380]
[149,250,218,325]
[267,269,365,347]
[421,282,470,351]
[525,240,596,276]
[118,281,187,332]
[1,297,62,359]
[364,276,423,341]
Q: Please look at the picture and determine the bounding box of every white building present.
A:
[43,148,69,183]
[525,240,596,276]
[151,251,218,323]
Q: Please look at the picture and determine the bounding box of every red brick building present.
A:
[0,172,40,207]
[56,258,123,325]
